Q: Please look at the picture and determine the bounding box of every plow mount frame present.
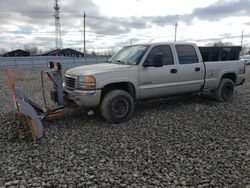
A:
[4,62,67,143]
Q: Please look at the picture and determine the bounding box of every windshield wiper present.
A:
[115,59,125,64]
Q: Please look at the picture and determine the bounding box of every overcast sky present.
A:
[0,0,249,52]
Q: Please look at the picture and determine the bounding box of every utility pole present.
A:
[241,30,244,47]
[83,12,86,55]
[54,0,62,49]
[174,22,178,42]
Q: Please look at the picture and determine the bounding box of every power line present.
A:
[0,10,96,14]
[0,12,132,23]
[1,30,249,41]
[0,30,171,37]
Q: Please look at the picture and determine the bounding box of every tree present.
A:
[107,47,119,56]
[23,45,40,56]
[213,40,233,47]
[90,51,97,56]
[240,46,250,55]
[0,48,6,55]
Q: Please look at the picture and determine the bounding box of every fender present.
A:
[216,69,237,88]
[98,78,139,99]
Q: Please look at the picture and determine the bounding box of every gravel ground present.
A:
[0,65,249,187]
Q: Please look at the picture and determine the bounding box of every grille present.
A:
[65,76,76,90]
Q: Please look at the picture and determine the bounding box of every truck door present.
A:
[175,45,205,93]
[139,45,179,99]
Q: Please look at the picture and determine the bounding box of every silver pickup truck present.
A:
[64,43,245,123]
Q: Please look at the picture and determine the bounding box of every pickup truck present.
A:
[63,43,245,123]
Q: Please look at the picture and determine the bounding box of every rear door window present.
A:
[176,45,198,64]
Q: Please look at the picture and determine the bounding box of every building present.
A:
[3,49,30,57]
[38,48,84,57]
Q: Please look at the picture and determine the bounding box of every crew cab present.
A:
[63,43,245,123]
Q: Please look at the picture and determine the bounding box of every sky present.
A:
[0,0,249,53]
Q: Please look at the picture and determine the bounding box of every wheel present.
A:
[100,90,134,123]
[214,78,235,102]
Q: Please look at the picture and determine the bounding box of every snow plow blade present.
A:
[4,62,66,143]
[4,66,44,143]
[15,90,44,143]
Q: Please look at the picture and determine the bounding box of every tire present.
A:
[100,90,134,123]
[214,78,235,102]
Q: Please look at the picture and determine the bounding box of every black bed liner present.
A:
[198,46,242,62]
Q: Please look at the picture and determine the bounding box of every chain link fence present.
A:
[0,56,110,67]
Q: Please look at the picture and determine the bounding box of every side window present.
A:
[146,45,174,65]
[176,45,198,64]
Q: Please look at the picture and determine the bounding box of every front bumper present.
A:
[64,88,101,107]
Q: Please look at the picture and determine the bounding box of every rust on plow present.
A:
[45,111,66,121]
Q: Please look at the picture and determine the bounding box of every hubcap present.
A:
[111,98,129,118]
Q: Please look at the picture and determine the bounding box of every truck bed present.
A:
[203,60,245,90]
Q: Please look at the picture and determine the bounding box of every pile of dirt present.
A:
[0,112,33,142]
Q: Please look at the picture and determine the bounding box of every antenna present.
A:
[54,0,62,49]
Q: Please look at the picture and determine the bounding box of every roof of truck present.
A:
[129,42,196,46]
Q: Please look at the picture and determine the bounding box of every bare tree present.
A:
[0,48,6,55]
[240,46,250,55]
[23,45,40,56]
[213,40,234,47]
[108,47,119,56]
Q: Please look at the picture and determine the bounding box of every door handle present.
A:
[170,69,177,74]
[195,67,200,72]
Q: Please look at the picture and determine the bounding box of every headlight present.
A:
[78,75,96,90]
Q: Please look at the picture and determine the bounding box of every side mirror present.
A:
[153,53,163,67]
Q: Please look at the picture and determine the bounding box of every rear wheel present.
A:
[214,78,234,102]
[100,90,134,123]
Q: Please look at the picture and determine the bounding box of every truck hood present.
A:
[66,63,131,76]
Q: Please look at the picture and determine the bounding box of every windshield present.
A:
[108,45,149,65]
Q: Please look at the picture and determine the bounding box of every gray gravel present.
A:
[0,65,250,187]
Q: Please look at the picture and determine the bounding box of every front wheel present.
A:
[100,90,134,123]
[214,78,235,102]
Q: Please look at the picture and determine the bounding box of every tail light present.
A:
[244,62,246,74]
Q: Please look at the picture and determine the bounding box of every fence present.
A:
[0,56,110,67]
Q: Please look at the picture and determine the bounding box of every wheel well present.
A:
[221,73,236,84]
[101,82,136,100]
